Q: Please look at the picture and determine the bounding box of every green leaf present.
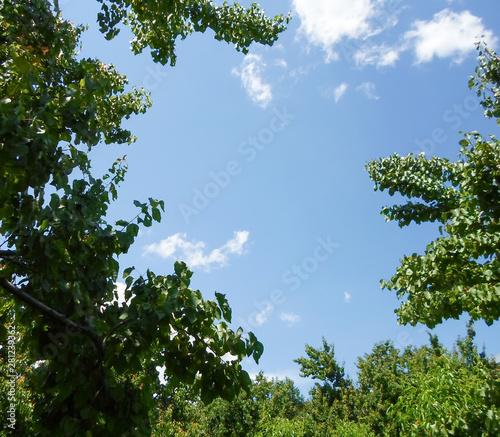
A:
[126,223,139,237]
[215,292,232,322]
[123,266,135,278]
[40,219,50,232]
[152,207,161,223]
[253,340,264,363]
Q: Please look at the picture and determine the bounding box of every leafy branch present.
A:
[0,276,104,357]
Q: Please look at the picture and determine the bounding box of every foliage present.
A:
[0,330,34,435]
[152,328,498,436]
[294,337,350,406]
[473,43,500,124]
[0,0,287,434]
[366,43,500,327]
[252,373,305,423]
[355,340,407,434]
[388,324,500,436]
[327,420,376,437]
[94,0,290,65]
[152,374,306,437]
[391,354,500,436]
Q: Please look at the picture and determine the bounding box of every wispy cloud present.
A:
[252,303,273,327]
[405,9,497,64]
[232,54,273,108]
[274,58,288,68]
[114,282,128,305]
[356,82,379,100]
[280,312,301,326]
[293,0,400,62]
[354,43,402,67]
[333,82,349,103]
[344,291,352,303]
[321,82,349,102]
[143,231,250,272]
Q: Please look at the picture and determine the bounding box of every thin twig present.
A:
[102,317,134,350]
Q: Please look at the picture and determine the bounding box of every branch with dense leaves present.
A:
[96,0,290,65]
[366,45,500,327]
[0,276,103,356]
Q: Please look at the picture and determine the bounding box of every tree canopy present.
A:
[93,0,290,65]
[147,327,499,436]
[2,1,499,435]
[294,337,350,406]
[0,0,287,434]
[366,43,500,328]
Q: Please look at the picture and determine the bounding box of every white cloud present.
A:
[333,82,349,103]
[293,0,399,62]
[356,82,379,100]
[354,43,402,67]
[253,303,273,327]
[293,3,497,67]
[280,312,301,326]
[344,291,352,303]
[232,54,272,108]
[274,58,288,68]
[114,282,128,305]
[143,230,249,272]
[101,282,132,311]
[321,83,349,102]
[405,9,497,64]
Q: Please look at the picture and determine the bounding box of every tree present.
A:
[152,373,307,437]
[295,338,350,406]
[366,43,500,327]
[388,342,500,436]
[149,332,498,436]
[0,0,287,434]
[93,0,290,66]
[353,332,500,437]
[355,340,406,435]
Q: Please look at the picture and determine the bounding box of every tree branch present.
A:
[102,317,134,350]
[0,276,103,357]
[52,0,61,14]
[0,250,17,258]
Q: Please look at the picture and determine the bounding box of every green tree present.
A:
[294,338,358,435]
[252,373,306,434]
[355,340,406,435]
[0,0,287,434]
[153,373,307,437]
[389,343,500,436]
[154,384,259,437]
[295,338,350,406]
[366,43,500,327]
[93,0,290,66]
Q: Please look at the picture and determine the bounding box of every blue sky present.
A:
[60,0,500,393]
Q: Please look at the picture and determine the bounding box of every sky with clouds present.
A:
[63,0,500,394]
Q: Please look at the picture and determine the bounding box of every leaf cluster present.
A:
[366,44,500,327]
[96,0,290,65]
[151,329,500,436]
[0,0,282,434]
